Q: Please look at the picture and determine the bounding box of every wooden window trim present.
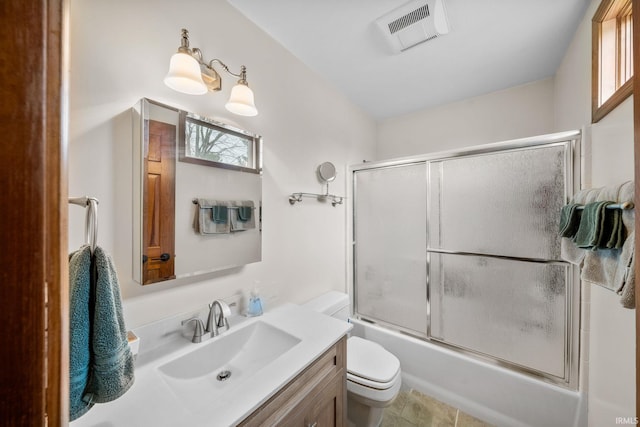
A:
[593,0,634,123]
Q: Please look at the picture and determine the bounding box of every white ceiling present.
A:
[227,0,590,120]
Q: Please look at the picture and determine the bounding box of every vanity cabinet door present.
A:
[301,370,345,427]
[239,337,346,427]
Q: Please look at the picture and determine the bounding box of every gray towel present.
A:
[194,199,230,234]
[83,246,135,403]
[581,181,635,305]
[69,245,94,420]
[620,242,635,309]
[230,200,256,231]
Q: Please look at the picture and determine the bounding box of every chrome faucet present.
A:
[206,300,231,337]
[181,317,206,343]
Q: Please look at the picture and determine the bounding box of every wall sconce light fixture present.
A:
[164,28,258,117]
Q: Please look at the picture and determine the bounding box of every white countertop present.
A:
[71,303,351,427]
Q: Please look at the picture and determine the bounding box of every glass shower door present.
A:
[427,143,573,380]
[353,163,428,335]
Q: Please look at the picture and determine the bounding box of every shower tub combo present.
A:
[349,131,586,427]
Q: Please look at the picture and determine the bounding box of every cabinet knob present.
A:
[307,423,317,427]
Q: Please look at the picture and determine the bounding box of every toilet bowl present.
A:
[304,292,402,427]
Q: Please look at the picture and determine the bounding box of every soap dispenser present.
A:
[246,288,263,317]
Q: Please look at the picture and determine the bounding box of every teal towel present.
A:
[559,203,581,238]
[69,245,94,420]
[237,206,252,222]
[69,245,134,421]
[84,246,135,404]
[230,200,256,231]
[212,205,228,224]
[573,201,612,249]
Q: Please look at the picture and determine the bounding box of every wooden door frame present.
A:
[0,0,67,425]
[634,0,640,417]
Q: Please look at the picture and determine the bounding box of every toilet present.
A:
[304,291,402,427]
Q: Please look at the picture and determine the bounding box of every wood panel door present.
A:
[143,120,176,285]
[0,0,67,425]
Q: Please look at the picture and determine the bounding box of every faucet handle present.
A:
[181,317,205,343]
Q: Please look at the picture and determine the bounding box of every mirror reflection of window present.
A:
[185,119,250,166]
[179,113,261,174]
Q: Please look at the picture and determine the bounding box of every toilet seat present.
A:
[346,336,401,394]
[347,369,400,390]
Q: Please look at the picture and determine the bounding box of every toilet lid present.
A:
[347,336,400,384]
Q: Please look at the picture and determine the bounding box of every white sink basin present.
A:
[157,321,301,412]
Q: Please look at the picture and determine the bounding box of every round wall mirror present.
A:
[317,162,337,183]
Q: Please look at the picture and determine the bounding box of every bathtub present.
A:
[349,318,586,427]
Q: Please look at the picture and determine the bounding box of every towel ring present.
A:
[69,196,99,253]
[86,199,99,253]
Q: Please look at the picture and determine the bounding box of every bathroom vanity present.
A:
[70,304,350,427]
[240,337,346,426]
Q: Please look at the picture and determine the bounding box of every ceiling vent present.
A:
[376,0,449,53]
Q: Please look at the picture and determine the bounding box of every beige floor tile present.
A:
[382,411,417,427]
[386,390,410,417]
[455,411,494,427]
[400,390,456,427]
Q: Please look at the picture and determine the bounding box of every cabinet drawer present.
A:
[240,336,346,427]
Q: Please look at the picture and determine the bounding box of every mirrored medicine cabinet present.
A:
[132,98,262,285]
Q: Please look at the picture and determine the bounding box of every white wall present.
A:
[68,0,376,328]
[376,78,555,159]
[554,0,635,424]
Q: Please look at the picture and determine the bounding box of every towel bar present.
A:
[288,192,345,207]
[191,199,256,209]
[575,201,634,211]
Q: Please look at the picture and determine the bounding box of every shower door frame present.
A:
[349,130,582,390]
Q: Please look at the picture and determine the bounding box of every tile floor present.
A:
[381,389,494,427]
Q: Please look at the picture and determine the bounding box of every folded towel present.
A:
[194,199,230,234]
[230,200,256,231]
[83,246,135,404]
[619,240,635,308]
[574,201,612,249]
[581,181,635,302]
[237,206,252,222]
[213,205,228,224]
[603,208,624,249]
[561,188,596,265]
[69,245,94,421]
[559,203,581,238]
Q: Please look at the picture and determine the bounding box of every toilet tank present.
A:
[303,291,350,321]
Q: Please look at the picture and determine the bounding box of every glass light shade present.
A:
[164,52,207,95]
[225,83,258,116]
